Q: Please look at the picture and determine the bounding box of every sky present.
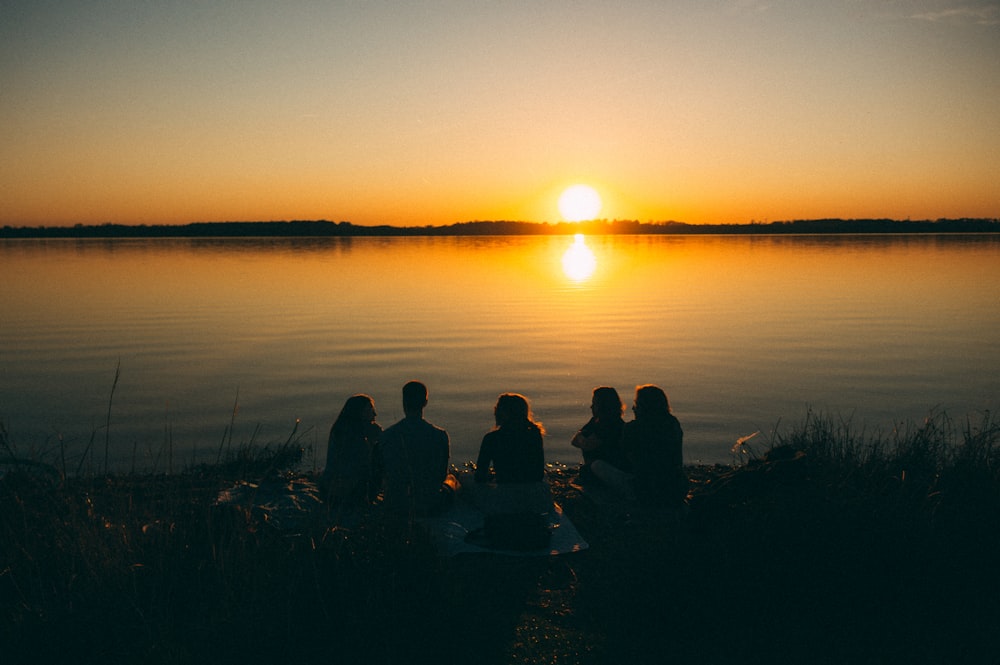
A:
[2,0,998,227]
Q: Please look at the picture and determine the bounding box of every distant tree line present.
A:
[2,217,998,238]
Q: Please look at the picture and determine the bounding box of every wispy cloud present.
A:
[911,4,1000,26]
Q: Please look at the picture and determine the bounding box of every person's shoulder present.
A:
[430,421,449,443]
[621,419,644,442]
[601,418,625,438]
[481,428,500,442]
[422,418,448,434]
[381,419,407,437]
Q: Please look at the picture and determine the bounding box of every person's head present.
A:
[494,392,545,434]
[632,384,671,421]
[494,393,528,427]
[334,394,376,432]
[590,386,624,422]
[401,380,428,416]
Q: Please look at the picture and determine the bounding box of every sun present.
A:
[558,184,602,222]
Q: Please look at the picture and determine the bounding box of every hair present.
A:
[591,386,624,421]
[402,380,428,412]
[332,394,375,439]
[494,392,545,435]
[633,384,671,422]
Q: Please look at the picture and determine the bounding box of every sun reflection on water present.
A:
[561,233,597,282]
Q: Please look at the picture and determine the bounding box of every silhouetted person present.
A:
[321,394,382,507]
[592,384,687,506]
[475,393,545,484]
[462,393,553,551]
[376,381,456,517]
[467,393,551,515]
[571,386,627,483]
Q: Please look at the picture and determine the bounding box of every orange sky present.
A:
[2,1,998,227]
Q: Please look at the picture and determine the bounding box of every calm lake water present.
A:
[2,234,998,472]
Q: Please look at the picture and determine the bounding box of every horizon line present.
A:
[2,217,999,239]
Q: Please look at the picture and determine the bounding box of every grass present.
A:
[2,410,1000,664]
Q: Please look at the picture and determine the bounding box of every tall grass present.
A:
[0,421,334,664]
[762,408,1000,499]
[68,359,122,477]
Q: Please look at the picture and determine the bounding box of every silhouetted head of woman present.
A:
[590,386,624,422]
[334,394,376,436]
[494,392,544,434]
[632,384,671,422]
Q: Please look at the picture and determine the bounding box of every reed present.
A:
[103,359,121,476]
[216,388,240,466]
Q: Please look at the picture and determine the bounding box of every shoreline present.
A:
[3,217,999,239]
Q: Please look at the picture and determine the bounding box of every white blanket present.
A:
[419,500,589,557]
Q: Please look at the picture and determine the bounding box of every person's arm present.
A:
[671,420,684,468]
[368,426,384,501]
[322,426,337,478]
[531,429,546,481]
[571,430,601,451]
[439,431,451,481]
[474,433,493,483]
[571,417,602,450]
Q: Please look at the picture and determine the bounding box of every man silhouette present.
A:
[376,380,456,517]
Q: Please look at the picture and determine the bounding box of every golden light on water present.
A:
[561,234,597,282]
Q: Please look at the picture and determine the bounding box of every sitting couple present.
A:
[321,381,549,519]
[320,380,456,520]
[572,384,687,506]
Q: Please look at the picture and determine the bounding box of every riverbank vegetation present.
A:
[3,410,999,664]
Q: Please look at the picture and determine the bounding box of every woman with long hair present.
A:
[468,393,550,514]
[321,393,382,506]
[571,386,627,482]
[474,393,545,484]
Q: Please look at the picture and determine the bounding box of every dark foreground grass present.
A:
[3,410,1000,664]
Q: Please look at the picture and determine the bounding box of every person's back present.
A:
[622,385,686,505]
[379,415,450,514]
[579,415,628,469]
[572,387,628,478]
[475,422,544,484]
[468,393,552,516]
[623,415,682,469]
[321,394,381,506]
[376,381,452,517]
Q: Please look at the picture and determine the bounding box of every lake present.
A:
[2,233,998,473]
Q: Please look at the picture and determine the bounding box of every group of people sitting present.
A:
[571,385,688,505]
[320,380,686,520]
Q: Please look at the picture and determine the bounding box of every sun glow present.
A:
[561,234,597,282]
[558,185,602,222]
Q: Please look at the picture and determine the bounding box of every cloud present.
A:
[911,4,1000,26]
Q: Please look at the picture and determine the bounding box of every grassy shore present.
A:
[3,410,1000,664]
